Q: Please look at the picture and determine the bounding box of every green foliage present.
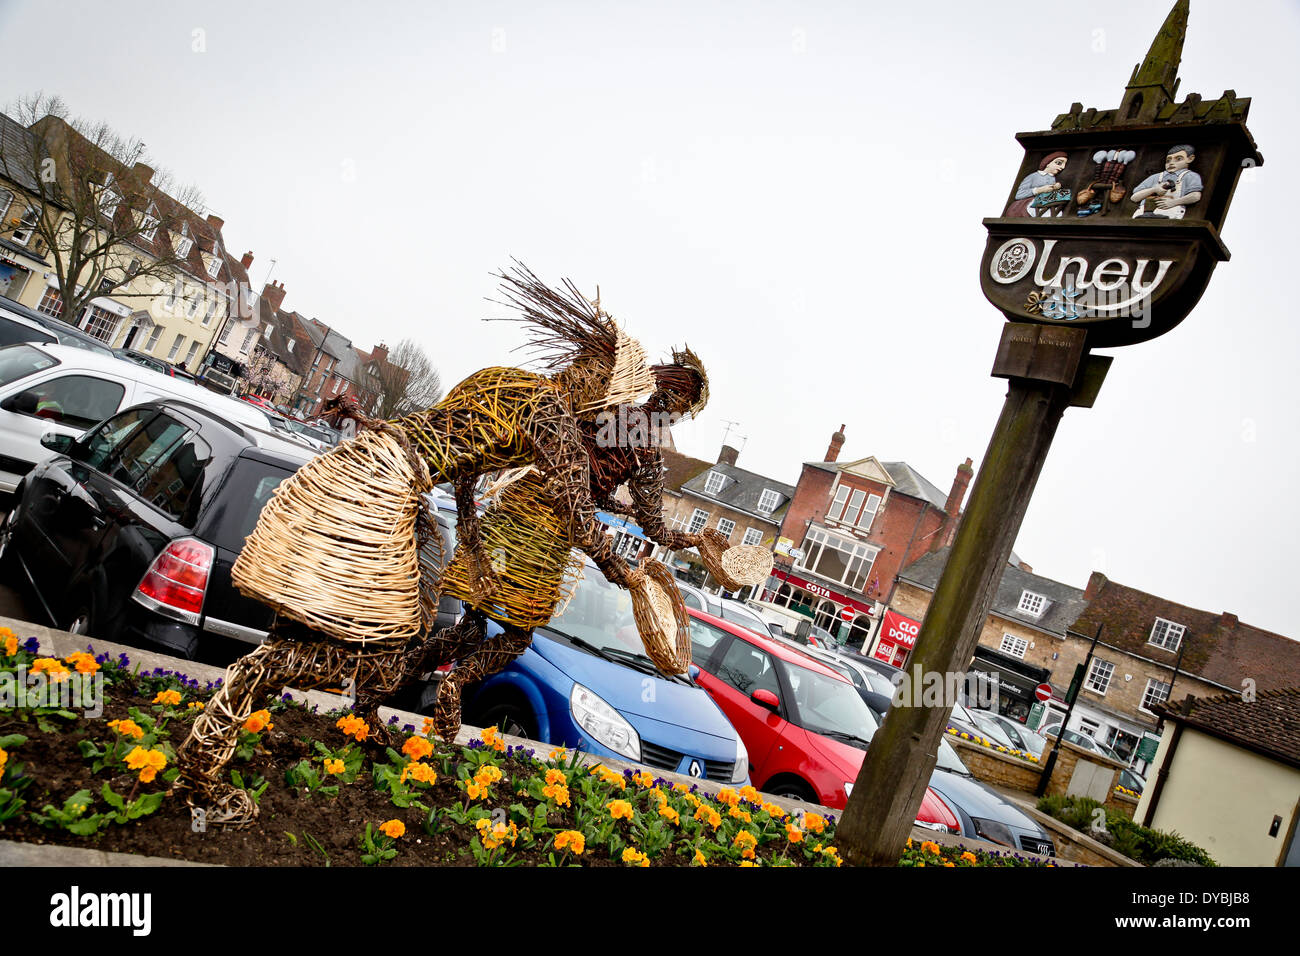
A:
[284,758,339,799]
[99,782,165,824]
[31,789,113,836]
[1036,793,1217,866]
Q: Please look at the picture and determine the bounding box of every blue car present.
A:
[460,558,750,786]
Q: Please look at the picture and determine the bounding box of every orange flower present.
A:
[621,847,649,867]
[335,714,369,741]
[242,709,274,734]
[187,701,205,711]
[379,819,405,839]
[152,689,182,706]
[545,768,567,786]
[761,802,786,820]
[475,818,518,850]
[30,658,70,683]
[1,634,16,657]
[740,859,759,867]
[591,765,624,788]
[478,725,506,752]
[960,851,978,865]
[607,799,634,821]
[728,806,753,823]
[124,746,167,783]
[548,745,569,762]
[694,805,722,830]
[473,765,503,788]
[738,785,760,803]
[554,830,586,855]
[0,747,8,778]
[404,762,437,785]
[402,736,433,762]
[733,831,758,852]
[803,812,827,834]
[715,787,740,807]
[693,849,708,867]
[658,804,680,825]
[464,781,486,800]
[920,840,941,856]
[785,823,804,844]
[108,719,145,739]
[421,717,436,737]
[64,652,99,675]
[325,758,346,775]
[631,770,655,789]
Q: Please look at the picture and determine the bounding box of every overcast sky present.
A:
[3,0,1296,637]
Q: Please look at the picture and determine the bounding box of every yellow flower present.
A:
[124,746,167,783]
[590,765,624,788]
[803,812,827,834]
[64,652,99,675]
[631,770,655,789]
[474,764,503,788]
[921,840,941,856]
[402,736,433,762]
[476,818,517,850]
[658,804,679,825]
[681,792,701,808]
[464,781,486,800]
[621,847,649,867]
[960,851,978,865]
[379,819,405,839]
[548,745,568,763]
[944,862,956,867]
[2,634,16,657]
[325,758,346,775]
[545,768,567,786]
[30,658,70,683]
[242,709,273,734]
[672,782,691,793]
[152,689,182,706]
[693,849,708,866]
[108,719,145,739]
[0,747,7,777]
[554,830,586,855]
[715,787,740,807]
[542,782,571,806]
[187,701,205,711]
[607,799,634,821]
[728,806,753,823]
[740,860,759,867]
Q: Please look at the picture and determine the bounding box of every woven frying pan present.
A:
[630,559,692,674]
[697,529,774,591]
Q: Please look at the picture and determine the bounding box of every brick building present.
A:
[765,424,975,648]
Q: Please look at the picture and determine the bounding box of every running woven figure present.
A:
[174,264,765,826]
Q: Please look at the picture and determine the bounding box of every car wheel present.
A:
[64,605,93,637]
[0,502,17,572]
[477,700,537,742]
[767,779,818,804]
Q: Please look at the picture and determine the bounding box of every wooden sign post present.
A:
[838,0,1261,866]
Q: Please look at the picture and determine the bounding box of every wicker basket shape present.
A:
[630,560,693,674]
[231,428,431,647]
[438,467,586,630]
[720,545,774,587]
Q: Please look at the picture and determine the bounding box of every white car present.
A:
[0,342,283,495]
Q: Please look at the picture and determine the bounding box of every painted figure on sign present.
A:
[1005,152,1070,218]
[1131,144,1202,219]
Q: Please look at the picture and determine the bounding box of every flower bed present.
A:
[944,725,1040,763]
[1035,794,1216,867]
[1,629,1056,867]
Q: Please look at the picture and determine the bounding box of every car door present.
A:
[0,370,128,482]
[689,623,784,779]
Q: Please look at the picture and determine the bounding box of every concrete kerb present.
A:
[0,614,1067,867]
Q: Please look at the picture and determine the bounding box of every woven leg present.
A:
[428,625,533,743]
[175,633,338,827]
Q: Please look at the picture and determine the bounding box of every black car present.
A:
[115,348,198,382]
[0,398,315,662]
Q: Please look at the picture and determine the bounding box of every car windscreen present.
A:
[542,559,648,662]
[0,317,55,348]
[0,344,58,387]
[782,658,879,741]
[203,456,300,553]
[719,601,771,636]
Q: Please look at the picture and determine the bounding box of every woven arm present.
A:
[526,392,643,590]
[625,456,701,552]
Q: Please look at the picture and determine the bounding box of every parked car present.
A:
[868,695,1057,856]
[458,560,751,785]
[786,639,901,713]
[683,608,963,832]
[0,300,118,358]
[972,709,1048,757]
[0,342,278,495]
[1058,729,1124,761]
[115,348,198,382]
[1117,767,1147,795]
[676,581,771,638]
[0,398,314,661]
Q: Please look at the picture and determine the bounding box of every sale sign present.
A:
[881,610,921,648]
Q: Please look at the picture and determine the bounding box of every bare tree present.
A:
[372,339,443,419]
[241,346,293,404]
[0,93,208,327]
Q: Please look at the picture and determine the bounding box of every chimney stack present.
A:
[262,279,287,312]
[371,342,389,363]
[1084,571,1108,602]
[1220,611,1239,629]
[240,251,255,270]
[206,213,225,232]
[945,458,974,516]
[718,445,739,467]
[825,424,846,463]
[132,161,155,185]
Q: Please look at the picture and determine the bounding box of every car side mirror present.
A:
[40,430,74,454]
[687,664,701,682]
[751,688,780,712]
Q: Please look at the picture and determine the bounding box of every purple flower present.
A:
[281,692,294,702]
[387,715,398,726]
[468,739,484,750]
[23,637,40,653]
[403,724,415,734]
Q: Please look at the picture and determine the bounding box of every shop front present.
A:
[763,567,875,649]
[872,608,920,667]
[968,646,1051,722]
[0,249,33,301]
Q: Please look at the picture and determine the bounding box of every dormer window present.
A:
[99,174,121,221]
[1017,590,1047,618]
[1148,618,1185,652]
[174,222,192,259]
[704,471,726,495]
[206,251,222,278]
[757,489,781,515]
[139,204,159,241]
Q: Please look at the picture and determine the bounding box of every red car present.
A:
[686,608,959,831]
[241,394,275,411]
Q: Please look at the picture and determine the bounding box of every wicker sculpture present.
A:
[174,263,770,826]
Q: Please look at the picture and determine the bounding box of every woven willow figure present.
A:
[174,264,766,827]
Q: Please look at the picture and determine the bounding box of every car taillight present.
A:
[133,537,214,625]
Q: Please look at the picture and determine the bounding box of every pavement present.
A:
[0,613,1071,866]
